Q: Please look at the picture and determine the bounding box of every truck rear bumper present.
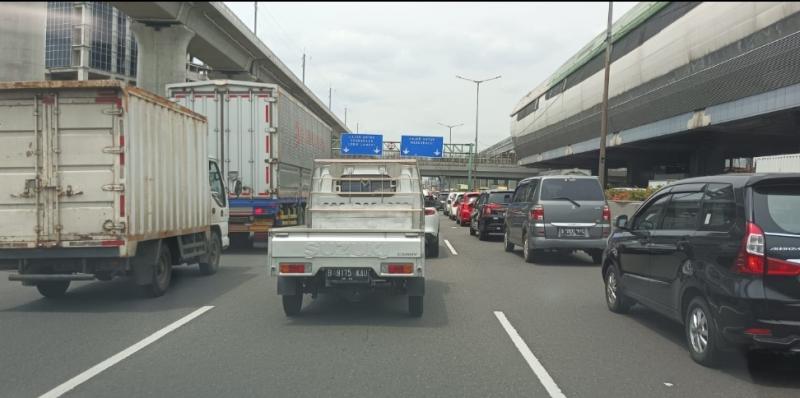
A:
[278,275,425,296]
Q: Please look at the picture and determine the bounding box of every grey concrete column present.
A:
[131,22,194,96]
[0,2,45,81]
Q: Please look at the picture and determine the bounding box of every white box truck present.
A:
[167,80,335,248]
[755,153,800,173]
[0,81,228,298]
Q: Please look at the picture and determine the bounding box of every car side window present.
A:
[632,194,670,231]
[525,180,539,202]
[700,183,736,231]
[512,185,529,203]
[661,192,703,230]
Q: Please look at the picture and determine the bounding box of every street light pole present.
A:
[456,74,501,190]
[437,122,463,154]
[599,1,614,188]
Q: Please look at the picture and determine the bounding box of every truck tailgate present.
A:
[269,229,424,276]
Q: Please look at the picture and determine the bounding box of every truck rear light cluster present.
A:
[424,208,436,216]
[279,263,310,274]
[385,263,414,274]
[254,208,265,216]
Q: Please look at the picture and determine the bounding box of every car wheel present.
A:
[604,265,633,314]
[504,230,514,252]
[588,250,603,265]
[199,231,222,275]
[686,296,722,367]
[143,243,172,298]
[523,234,536,263]
[282,294,303,316]
[478,224,488,241]
[36,281,70,298]
[409,295,423,317]
[469,223,476,235]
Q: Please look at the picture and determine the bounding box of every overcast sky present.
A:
[225,2,637,150]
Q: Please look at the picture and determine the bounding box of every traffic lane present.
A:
[62,220,552,398]
[439,222,800,397]
[0,252,260,398]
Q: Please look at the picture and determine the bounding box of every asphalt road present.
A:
[1,214,799,398]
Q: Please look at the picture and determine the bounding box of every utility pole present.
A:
[344,107,348,127]
[253,2,257,35]
[301,52,306,83]
[328,85,332,110]
[356,122,359,134]
[598,1,613,188]
[456,74,501,190]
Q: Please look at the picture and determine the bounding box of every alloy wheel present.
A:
[689,307,709,354]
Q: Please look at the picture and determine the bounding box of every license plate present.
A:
[326,268,370,282]
[558,228,588,238]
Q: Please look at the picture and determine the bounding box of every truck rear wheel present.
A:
[199,231,222,275]
[36,281,70,298]
[408,296,423,317]
[282,294,303,316]
[426,236,439,258]
[143,244,172,298]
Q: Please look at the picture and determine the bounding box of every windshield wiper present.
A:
[550,196,581,207]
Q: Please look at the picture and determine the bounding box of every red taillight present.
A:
[735,222,765,275]
[530,205,544,221]
[387,263,414,274]
[279,263,307,273]
[766,257,800,276]
[602,205,611,222]
[425,208,436,216]
[101,240,124,247]
[744,328,772,336]
[254,208,265,216]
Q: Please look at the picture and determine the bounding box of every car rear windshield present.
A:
[439,193,449,200]
[540,178,604,201]
[753,183,800,234]
[489,192,512,204]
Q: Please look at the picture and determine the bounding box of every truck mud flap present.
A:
[407,277,425,296]
[130,240,161,286]
[277,276,299,295]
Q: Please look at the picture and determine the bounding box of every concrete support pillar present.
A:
[626,158,652,188]
[689,145,725,177]
[131,23,195,96]
[0,2,45,81]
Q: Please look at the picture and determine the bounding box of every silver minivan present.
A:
[504,176,610,263]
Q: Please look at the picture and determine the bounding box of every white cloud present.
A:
[225,1,638,149]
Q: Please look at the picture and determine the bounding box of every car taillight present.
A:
[425,208,436,216]
[735,222,765,275]
[744,328,772,336]
[530,205,544,221]
[386,263,414,274]
[602,205,611,237]
[279,263,309,273]
[602,205,611,222]
[766,257,800,276]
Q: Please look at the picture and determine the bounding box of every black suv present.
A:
[603,174,800,366]
[469,190,513,240]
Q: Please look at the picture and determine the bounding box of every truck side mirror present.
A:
[615,215,628,229]
[234,180,243,197]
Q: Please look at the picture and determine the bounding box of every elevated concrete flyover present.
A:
[111,1,347,135]
[509,2,800,185]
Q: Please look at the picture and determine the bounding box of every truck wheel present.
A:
[36,281,70,298]
[426,237,439,258]
[199,232,222,276]
[282,294,303,316]
[143,244,172,298]
[409,295,423,317]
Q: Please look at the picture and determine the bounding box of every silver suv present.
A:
[503,175,610,263]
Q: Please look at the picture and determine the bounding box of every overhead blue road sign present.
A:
[340,133,383,156]
[400,135,444,157]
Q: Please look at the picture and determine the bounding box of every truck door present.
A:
[209,160,229,247]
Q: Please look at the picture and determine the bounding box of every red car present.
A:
[457,192,480,226]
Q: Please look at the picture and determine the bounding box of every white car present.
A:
[424,207,440,258]
[449,193,465,220]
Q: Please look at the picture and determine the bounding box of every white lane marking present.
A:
[493,311,566,398]
[444,239,458,255]
[40,306,215,398]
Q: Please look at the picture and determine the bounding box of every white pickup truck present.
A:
[268,159,427,317]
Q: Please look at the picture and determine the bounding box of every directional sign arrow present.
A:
[342,147,350,153]
[373,148,380,154]
[434,150,441,156]
[403,149,410,155]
